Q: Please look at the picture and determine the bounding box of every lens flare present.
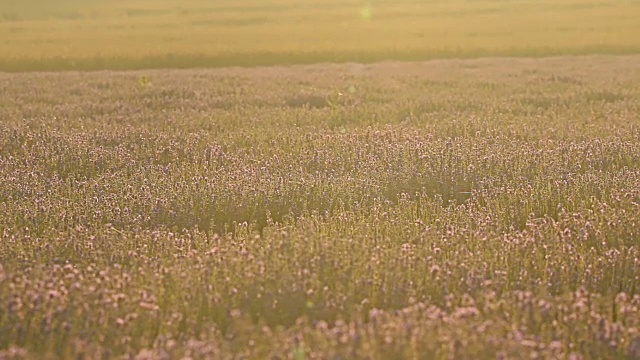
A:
[360,5,372,20]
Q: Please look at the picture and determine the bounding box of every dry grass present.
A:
[0,55,639,359]
[1,0,640,71]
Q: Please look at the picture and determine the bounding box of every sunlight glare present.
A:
[360,5,372,20]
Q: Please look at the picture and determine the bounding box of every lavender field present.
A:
[1,56,640,359]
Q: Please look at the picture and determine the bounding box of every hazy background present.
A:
[2,0,640,71]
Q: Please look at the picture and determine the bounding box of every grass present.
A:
[1,0,640,71]
[0,55,639,358]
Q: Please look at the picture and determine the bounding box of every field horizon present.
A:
[2,0,640,72]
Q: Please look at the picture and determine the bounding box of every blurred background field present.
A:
[1,0,640,71]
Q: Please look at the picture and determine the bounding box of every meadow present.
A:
[0,55,639,358]
[1,0,640,71]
